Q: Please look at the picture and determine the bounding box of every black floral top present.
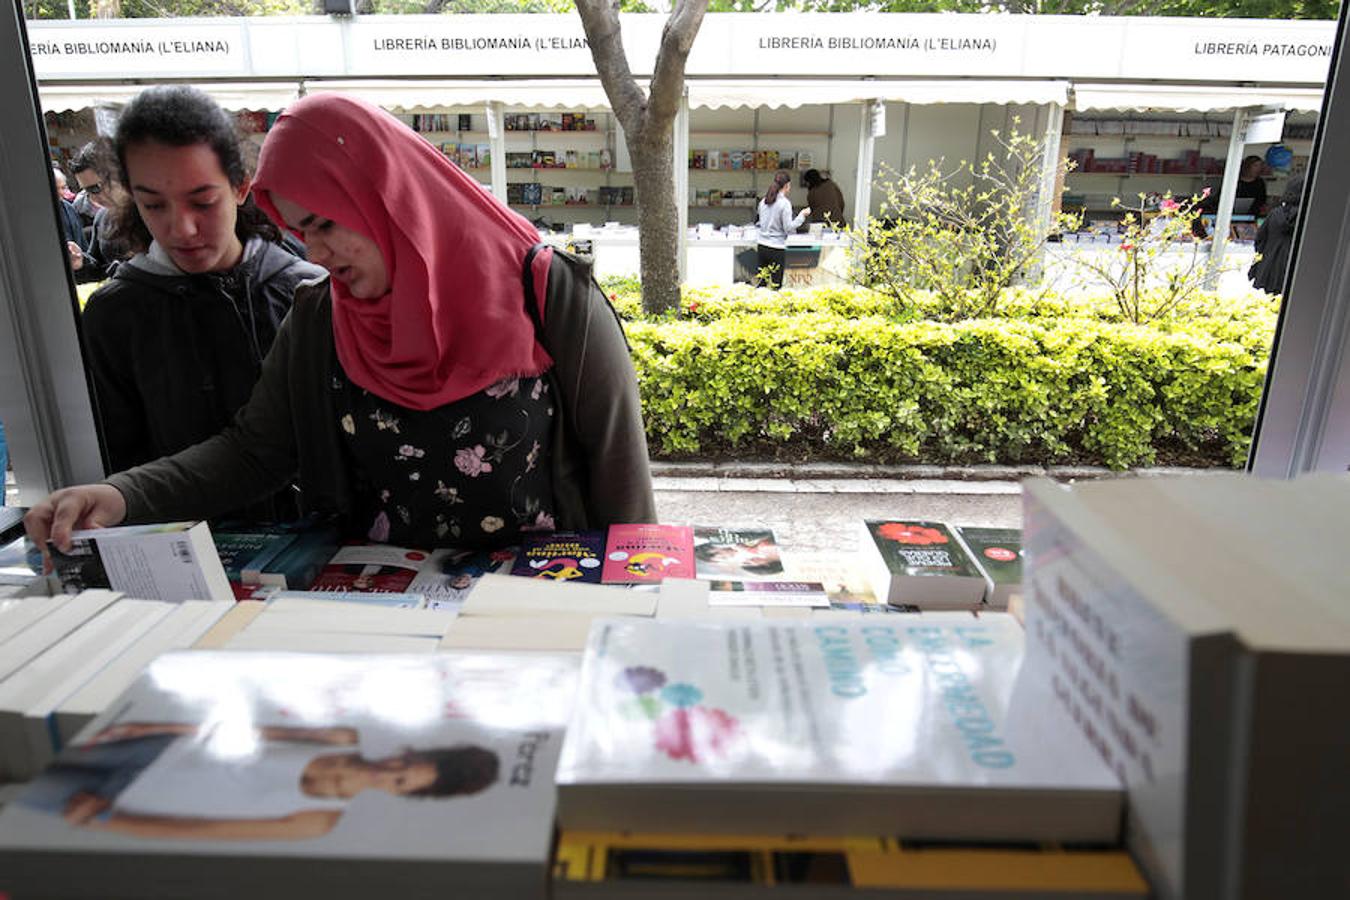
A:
[332,360,557,549]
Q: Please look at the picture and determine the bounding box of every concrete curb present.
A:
[649,460,1219,482]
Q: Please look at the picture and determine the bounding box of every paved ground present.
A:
[654,475,1022,556]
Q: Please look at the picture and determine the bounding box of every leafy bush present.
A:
[622,284,1274,469]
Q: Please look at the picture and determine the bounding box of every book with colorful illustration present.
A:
[511,531,606,583]
[692,526,785,581]
[0,650,579,900]
[601,525,696,584]
[556,615,1122,842]
[857,520,986,610]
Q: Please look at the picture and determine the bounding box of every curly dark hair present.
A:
[404,745,501,799]
[106,85,279,255]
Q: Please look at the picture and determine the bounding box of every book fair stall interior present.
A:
[2,8,1350,900]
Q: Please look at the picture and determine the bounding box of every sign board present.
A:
[26,13,1335,86]
[1245,110,1287,143]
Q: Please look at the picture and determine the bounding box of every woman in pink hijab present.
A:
[29,94,655,553]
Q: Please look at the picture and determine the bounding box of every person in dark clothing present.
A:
[802,169,846,228]
[1235,155,1269,216]
[52,167,87,256]
[68,141,136,284]
[80,86,323,491]
[1248,174,1305,296]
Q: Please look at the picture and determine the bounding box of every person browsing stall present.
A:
[79,86,323,480]
[756,171,809,290]
[27,92,655,556]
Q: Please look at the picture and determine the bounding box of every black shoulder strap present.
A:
[521,241,549,340]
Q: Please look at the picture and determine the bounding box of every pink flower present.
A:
[1201,187,1212,199]
[1120,243,1135,252]
[368,511,391,543]
[1159,198,1179,213]
[454,445,493,477]
[610,293,618,302]
[485,378,519,399]
[520,510,555,532]
[653,706,740,763]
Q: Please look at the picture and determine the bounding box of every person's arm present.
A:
[87,809,341,841]
[780,198,808,234]
[103,293,312,524]
[540,253,656,525]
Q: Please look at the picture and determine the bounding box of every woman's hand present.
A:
[66,241,84,271]
[25,484,127,558]
[63,791,112,826]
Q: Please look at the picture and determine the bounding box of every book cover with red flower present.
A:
[601,525,695,584]
[858,520,986,609]
[555,617,1122,843]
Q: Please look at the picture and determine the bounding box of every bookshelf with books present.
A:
[1061,110,1317,219]
[406,111,493,190]
[687,106,835,219]
[502,109,636,223]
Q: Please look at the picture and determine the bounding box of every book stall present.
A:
[1,475,1347,897]
[28,13,1331,287]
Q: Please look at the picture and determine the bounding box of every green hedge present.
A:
[613,284,1276,470]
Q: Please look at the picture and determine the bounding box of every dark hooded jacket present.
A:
[1249,175,1304,295]
[82,238,325,476]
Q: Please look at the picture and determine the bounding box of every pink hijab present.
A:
[252,93,553,411]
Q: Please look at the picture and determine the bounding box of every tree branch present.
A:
[575,0,649,138]
[648,0,709,124]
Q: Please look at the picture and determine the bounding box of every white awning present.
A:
[688,79,1071,109]
[1073,83,1324,113]
[37,81,300,113]
[301,79,626,111]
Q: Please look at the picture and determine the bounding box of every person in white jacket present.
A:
[756,170,809,290]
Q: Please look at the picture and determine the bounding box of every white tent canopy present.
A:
[300,79,624,112]
[38,81,299,113]
[688,79,1070,110]
[1072,83,1324,113]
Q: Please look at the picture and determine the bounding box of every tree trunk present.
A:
[576,0,707,316]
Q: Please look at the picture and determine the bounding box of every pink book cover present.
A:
[601,524,696,584]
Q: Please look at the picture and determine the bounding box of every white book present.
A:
[0,600,172,780]
[54,601,231,748]
[0,591,121,684]
[49,522,233,603]
[1022,474,1350,900]
[462,574,657,618]
[249,598,454,637]
[224,630,439,654]
[0,595,72,646]
[0,651,578,900]
[556,615,1122,842]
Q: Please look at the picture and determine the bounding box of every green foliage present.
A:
[625,283,1274,469]
[848,123,1081,322]
[1066,191,1245,324]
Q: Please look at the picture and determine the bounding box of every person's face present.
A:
[1242,159,1264,180]
[53,170,67,200]
[270,193,390,300]
[75,169,108,209]
[300,753,438,798]
[124,139,247,274]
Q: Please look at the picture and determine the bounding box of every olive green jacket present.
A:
[107,251,656,533]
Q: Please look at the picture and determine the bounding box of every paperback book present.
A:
[0,651,580,900]
[405,547,517,611]
[48,522,233,603]
[705,580,829,608]
[511,531,606,583]
[954,526,1023,610]
[692,527,785,580]
[856,520,986,610]
[308,544,431,594]
[556,615,1122,841]
[601,525,696,585]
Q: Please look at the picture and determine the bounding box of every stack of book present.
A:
[0,650,579,900]
[858,520,1022,611]
[0,592,231,780]
[1022,473,1350,899]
